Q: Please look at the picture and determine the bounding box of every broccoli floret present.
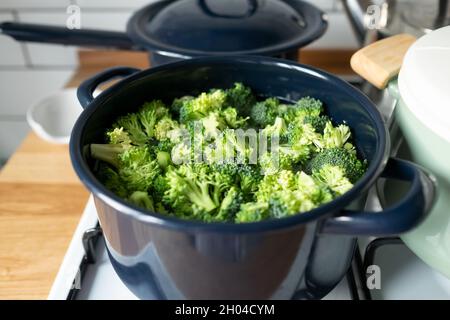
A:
[216,187,243,222]
[314,121,353,150]
[221,107,249,128]
[154,117,179,141]
[284,96,324,124]
[153,139,175,154]
[171,96,194,115]
[114,113,148,145]
[179,90,226,123]
[268,191,316,218]
[138,100,169,139]
[91,143,160,191]
[163,164,231,216]
[118,146,161,191]
[96,163,128,198]
[235,202,270,223]
[250,97,280,127]
[106,127,132,146]
[170,142,192,165]
[256,170,296,202]
[128,191,155,211]
[237,164,262,198]
[295,96,323,115]
[262,117,288,139]
[225,83,256,116]
[313,165,353,196]
[112,101,169,145]
[201,111,225,140]
[266,171,333,218]
[303,114,330,133]
[308,147,366,183]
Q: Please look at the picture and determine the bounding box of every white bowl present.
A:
[26,88,96,144]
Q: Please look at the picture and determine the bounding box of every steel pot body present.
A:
[70,57,434,299]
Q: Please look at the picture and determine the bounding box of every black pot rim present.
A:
[126,0,328,58]
[70,56,389,233]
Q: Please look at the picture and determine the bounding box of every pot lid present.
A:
[398,26,450,142]
[127,0,327,57]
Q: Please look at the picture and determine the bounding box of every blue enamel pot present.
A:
[0,0,327,66]
[70,56,435,299]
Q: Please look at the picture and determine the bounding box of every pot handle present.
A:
[321,157,436,236]
[77,67,140,108]
[350,33,416,89]
[199,0,258,19]
[0,22,142,50]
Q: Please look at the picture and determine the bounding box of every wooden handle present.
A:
[350,34,417,89]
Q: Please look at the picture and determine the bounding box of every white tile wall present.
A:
[0,13,26,66]
[81,11,133,31]
[74,0,153,9]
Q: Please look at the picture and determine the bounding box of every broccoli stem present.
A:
[186,179,217,212]
[90,144,124,168]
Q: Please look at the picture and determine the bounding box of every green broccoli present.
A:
[221,107,249,128]
[313,165,353,196]
[179,89,226,123]
[225,82,256,116]
[216,187,243,222]
[308,147,366,183]
[113,113,148,146]
[163,164,231,215]
[96,163,128,198]
[303,114,330,133]
[154,116,179,141]
[139,100,169,138]
[250,97,280,127]
[92,83,368,223]
[171,96,194,115]
[284,96,324,124]
[91,144,160,191]
[235,202,270,223]
[314,121,353,150]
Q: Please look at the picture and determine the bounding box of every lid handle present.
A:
[199,0,258,19]
[350,33,416,89]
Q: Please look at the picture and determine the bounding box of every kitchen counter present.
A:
[0,49,355,299]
